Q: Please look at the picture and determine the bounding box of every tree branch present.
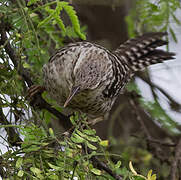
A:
[84,144,123,180]
[170,137,181,180]
[127,92,175,164]
[0,21,72,130]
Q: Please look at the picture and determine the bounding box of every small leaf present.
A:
[150,174,156,180]
[86,135,99,142]
[70,115,76,125]
[16,157,23,168]
[76,129,98,142]
[99,140,109,147]
[29,13,38,18]
[23,62,31,69]
[86,141,97,150]
[71,133,85,143]
[27,0,40,6]
[17,170,24,177]
[147,170,157,180]
[38,12,55,28]
[49,128,55,137]
[44,110,51,125]
[48,162,63,171]
[30,167,42,175]
[147,170,152,179]
[48,174,59,180]
[23,145,40,152]
[115,160,121,169]
[83,129,96,135]
[62,2,86,40]
[75,129,86,138]
[91,168,101,175]
[53,15,66,34]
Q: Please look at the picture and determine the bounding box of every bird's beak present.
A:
[64,86,80,107]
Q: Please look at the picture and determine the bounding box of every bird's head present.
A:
[63,61,101,107]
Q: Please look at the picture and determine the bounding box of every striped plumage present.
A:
[42,32,175,119]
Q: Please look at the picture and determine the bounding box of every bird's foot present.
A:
[26,85,46,99]
[26,85,46,107]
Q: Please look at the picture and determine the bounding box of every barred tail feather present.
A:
[114,32,175,72]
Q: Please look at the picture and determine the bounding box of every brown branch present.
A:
[92,156,123,180]
[30,94,72,129]
[128,92,151,139]
[0,21,72,130]
[128,92,176,165]
[84,144,123,180]
[170,137,181,180]
[132,134,176,147]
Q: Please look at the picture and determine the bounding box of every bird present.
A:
[28,32,175,121]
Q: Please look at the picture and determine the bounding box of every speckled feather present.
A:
[42,32,175,119]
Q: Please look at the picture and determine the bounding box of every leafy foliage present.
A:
[126,0,181,41]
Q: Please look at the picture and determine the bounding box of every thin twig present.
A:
[84,144,123,180]
[128,94,151,139]
[132,134,176,147]
[170,137,181,180]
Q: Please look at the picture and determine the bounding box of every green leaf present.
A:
[49,128,55,138]
[30,167,42,174]
[48,162,63,171]
[23,62,31,69]
[17,170,24,177]
[54,15,66,34]
[86,135,99,143]
[115,160,122,169]
[147,170,156,180]
[75,129,98,142]
[61,2,86,40]
[27,0,40,6]
[99,140,109,147]
[38,12,55,28]
[86,141,97,150]
[83,129,96,135]
[16,157,23,168]
[91,168,102,175]
[71,133,85,143]
[44,110,51,125]
[70,115,76,125]
[47,174,59,180]
[23,145,40,152]
[30,167,44,179]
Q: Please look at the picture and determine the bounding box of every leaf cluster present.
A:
[125,0,181,42]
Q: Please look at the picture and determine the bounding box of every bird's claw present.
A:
[26,85,46,101]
